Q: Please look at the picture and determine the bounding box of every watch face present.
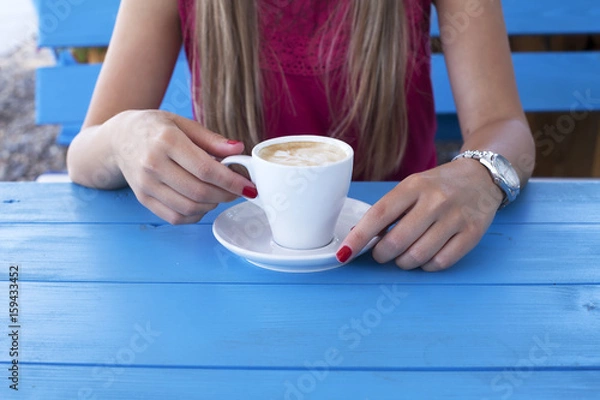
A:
[493,155,520,188]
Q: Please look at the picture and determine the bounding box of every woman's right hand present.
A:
[106,110,257,225]
[64,0,255,224]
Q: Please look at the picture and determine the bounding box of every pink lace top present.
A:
[178,0,436,181]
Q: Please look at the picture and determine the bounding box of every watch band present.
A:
[452,150,493,161]
[452,150,520,209]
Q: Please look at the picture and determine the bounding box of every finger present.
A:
[171,114,246,158]
[420,229,481,272]
[335,186,418,263]
[158,158,239,204]
[138,192,207,225]
[166,132,257,198]
[147,180,218,217]
[393,220,460,271]
[371,205,438,264]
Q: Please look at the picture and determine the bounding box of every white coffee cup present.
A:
[221,135,353,250]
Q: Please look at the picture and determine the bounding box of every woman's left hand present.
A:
[336,159,505,271]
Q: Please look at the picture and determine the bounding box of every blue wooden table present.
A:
[1,180,599,399]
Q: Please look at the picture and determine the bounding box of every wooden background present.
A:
[510,35,600,178]
[433,34,600,178]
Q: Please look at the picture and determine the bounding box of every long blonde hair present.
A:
[192,0,408,180]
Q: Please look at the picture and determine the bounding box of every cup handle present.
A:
[221,155,261,206]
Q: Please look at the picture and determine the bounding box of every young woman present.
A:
[66,0,535,271]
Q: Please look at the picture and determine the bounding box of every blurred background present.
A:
[0,0,66,181]
[1,0,599,181]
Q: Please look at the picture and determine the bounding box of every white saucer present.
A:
[212,198,380,273]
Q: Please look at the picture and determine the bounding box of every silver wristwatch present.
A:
[452,150,520,209]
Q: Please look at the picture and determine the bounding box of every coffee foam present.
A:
[258,141,347,166]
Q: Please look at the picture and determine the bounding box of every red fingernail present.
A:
[242,186,258,199]
[227,139,241,145]
[336,245,352,263]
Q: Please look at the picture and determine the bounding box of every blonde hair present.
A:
[193,0,408,180]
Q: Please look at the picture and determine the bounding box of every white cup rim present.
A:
[252,135,353,168]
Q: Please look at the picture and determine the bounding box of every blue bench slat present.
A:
[35,0,600,48]
[8,366,600,399]
[432,52,600,114]
[35,59,193,125]
[55,124,81,146]
[434,115,461,141]
[34,0,121,47]
[36,53,600,128]
[33,0,600,146]
[431,0,600,37]
[6,282,600,369]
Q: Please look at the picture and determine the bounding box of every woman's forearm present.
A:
[66,114,127,189]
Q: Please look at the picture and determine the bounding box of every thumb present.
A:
[171,114,245,158]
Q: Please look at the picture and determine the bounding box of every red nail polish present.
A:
[336,245,352,263]
[227,139,241,145]
[242,186,258,199]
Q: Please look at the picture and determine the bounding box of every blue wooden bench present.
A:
[430,0,600,147]
[34,0,600,156]
[33,0,193,146]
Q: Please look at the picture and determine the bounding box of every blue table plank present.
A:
[0,180,598,399]
[24,0,600,396]
[2,283,599,369]
[2,366,600,400]
[1,181,600,225]
[2,222,600,284]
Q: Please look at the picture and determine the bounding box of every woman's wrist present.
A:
[452,156,505,209]
[459,118,535,187]
[67,113,131,189]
